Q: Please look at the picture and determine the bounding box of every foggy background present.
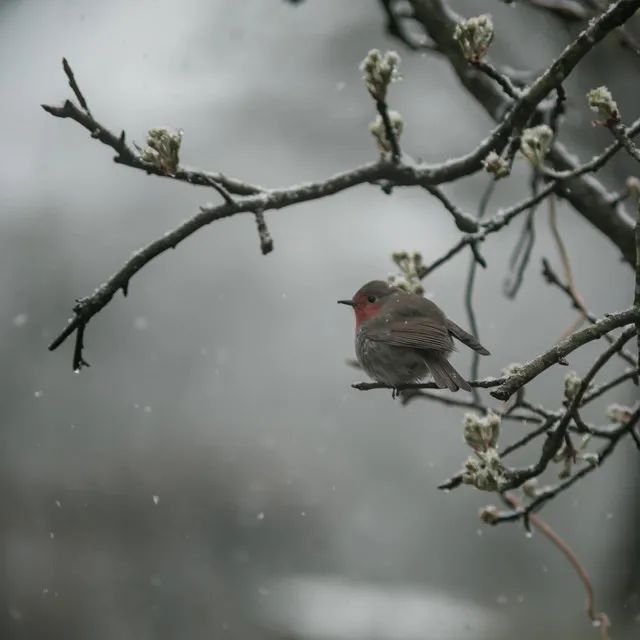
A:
[1,0,638,638]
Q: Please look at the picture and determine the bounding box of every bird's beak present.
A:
[337,299,357,307]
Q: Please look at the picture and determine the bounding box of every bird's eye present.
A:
[367,295,376,303]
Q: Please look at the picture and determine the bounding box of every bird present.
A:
[338,280,490,396]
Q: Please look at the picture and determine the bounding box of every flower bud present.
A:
[360,49,401,101]
[587,86,619,124]
[454,15,494,62]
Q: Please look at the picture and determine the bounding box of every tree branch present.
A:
[490,308,640,401]
[404,0,639,265]
[352,377,505,392]
[496,326,637,491]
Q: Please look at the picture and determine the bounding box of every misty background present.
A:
[1,0,638,638]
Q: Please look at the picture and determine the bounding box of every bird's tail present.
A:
[425,355,472,392]
[446,319,491,355]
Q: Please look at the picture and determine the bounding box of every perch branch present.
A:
[490,308,640,402]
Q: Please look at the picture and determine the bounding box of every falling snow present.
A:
[134,316,148,330]
[12,313,28,327]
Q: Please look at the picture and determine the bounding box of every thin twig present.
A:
[500,418,558,457]
[581,369,638,405]
[254,210,274,255]
[497,327,637,490]
[542,258,638,371]
[379,0,442,52]
[419,182,559,280]
[549,84,567,135]
[438,416,557,491]
[545,117,640,181]
[405,0,638,266]
[45,1,640,366]
[634,189,640,372]
[547,192,589,342]
[62,57,92,117]
[375,99,402,164]
[490,309,640,402]
[471,60,520,99]
[503,171,540,299]
[611,123,640,164]
[201,174,235,205]
[352,377,505,392]
[421,185,479,233]
[492,405,640,522]
[501,492,611,640]
[466,179,496,403]
[402,391,541,425]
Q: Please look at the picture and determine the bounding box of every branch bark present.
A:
[405,0,639,265]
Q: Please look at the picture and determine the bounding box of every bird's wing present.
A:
[445,319,491,355]
[364,316,454,352]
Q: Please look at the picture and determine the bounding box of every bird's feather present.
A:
[445,319,491,355]
[424,355,472,392]
[364,316,454,352]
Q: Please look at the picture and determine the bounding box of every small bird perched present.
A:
[338,280,490,395]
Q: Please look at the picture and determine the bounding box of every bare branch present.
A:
[496,327,636,491]
[421,185,479,233]
[375,99,402,164]
[404,0,639,265]
[254,210,274,256]
[471,59,520,100]
[542,258,638,370]
[352,377,505,392]
[493,407,639,524]
[41,98,262,196]
[491,309,640,402]
[438,416,557,491]
[466,179,496,403]
[582,369,638,405]
[501,491,612,640]
[502,171,540,298]
[62,57,92,117]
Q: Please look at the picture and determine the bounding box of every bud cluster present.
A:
[551,433,598,480]
[479,505,499,524]
[520,124,553,168]
[389,251,425,295]
[360,49,401,102]
[587,86,620,126]
[563,371,582,403]
[460,411,504,492]
[607,402,632,424]
[625,176,640,198]
[137,127,183,175]
[482,151,510,179]
[454,15,494,62]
